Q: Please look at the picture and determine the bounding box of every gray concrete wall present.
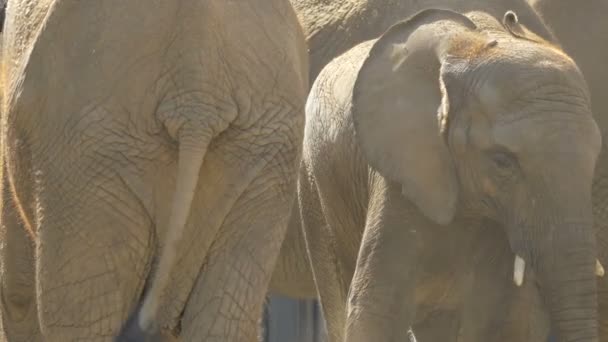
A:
[264,296,325,342]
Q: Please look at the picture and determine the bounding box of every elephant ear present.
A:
[502,10,551,45]
[352,9,478,225]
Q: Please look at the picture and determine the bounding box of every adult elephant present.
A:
[0,0,308,341]
[290,0,556,84]
[297,8,602,342]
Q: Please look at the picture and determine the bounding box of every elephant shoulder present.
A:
[305,38,375,147]
[303,40,374,207]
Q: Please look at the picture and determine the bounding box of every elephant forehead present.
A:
[491,115,601,159]
[474,44,588,113]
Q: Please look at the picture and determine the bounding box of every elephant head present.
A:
[352,9,601,341]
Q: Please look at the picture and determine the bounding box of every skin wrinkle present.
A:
[2,1,308,340]
[292,0,556,84]
[479,79,589,118]
[272,7,599,342]
[515,88,589,110]
[182,172,286,338]
[292,0,366,79]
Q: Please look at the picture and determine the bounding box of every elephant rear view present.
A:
[0,0,308,341]
[299,8,602,342]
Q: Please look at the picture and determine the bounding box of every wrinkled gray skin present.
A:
[405,220,551,341]
[527,3,608,340]
[275,8,602,342]
[271,0,561,297]
[272,0,559,301]
[290,0,556,85]
[268,0,558,339]
[472,1,608,341]
[454,1,608,340]
[0,0,308,341]
[272,0,608,340]
[272,215,552,341]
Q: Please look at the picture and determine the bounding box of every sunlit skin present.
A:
[0,1,308,341]
[277,9,601,342]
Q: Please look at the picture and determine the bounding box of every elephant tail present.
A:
[116,125,210,341]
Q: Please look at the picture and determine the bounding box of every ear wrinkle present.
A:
[438,63,470,144]
[352,8,486,225]
[438,74,451,142]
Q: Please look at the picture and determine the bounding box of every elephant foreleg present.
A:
[298,164,351,342]
[344,176,420,342]
[460,225,550,342]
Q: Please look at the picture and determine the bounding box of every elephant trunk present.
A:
[535,220,598,342]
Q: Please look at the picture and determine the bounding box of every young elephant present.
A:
[0,0,308,341]
[300,8,602,342]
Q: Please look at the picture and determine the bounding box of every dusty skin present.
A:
[0,0,308,341]
[528,2,608,338]
[273,0,608,340]
[273,7,602,342]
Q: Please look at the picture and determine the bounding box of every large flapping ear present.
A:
[352,8,478,225]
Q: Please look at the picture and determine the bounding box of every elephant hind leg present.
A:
[178,164,296,342]
[268,198,317,299]
[298,165,351,342]
[35,173,155,341]
[0,180,41,341]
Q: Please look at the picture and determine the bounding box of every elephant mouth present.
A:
[509,254,605,288]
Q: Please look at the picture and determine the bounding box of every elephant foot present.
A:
[115,304,162,342]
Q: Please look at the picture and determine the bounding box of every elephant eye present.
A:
[489,150,518,171]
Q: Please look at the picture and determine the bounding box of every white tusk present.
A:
[514,255,525,287]
[596,259,605,277]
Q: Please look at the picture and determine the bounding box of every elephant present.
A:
[272,0,564,302]
[271,208,553,342]
[272,0,608,340]
[293,8,602,342]
[289,0,557,85]
[0,164,41,341]
[273,0,608,340]
[271,219,552,340]
[272,208,554,341]
[270,200,317,300]
[386,219,551,342]
[0,0,308,341]
[526,3,608,339]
